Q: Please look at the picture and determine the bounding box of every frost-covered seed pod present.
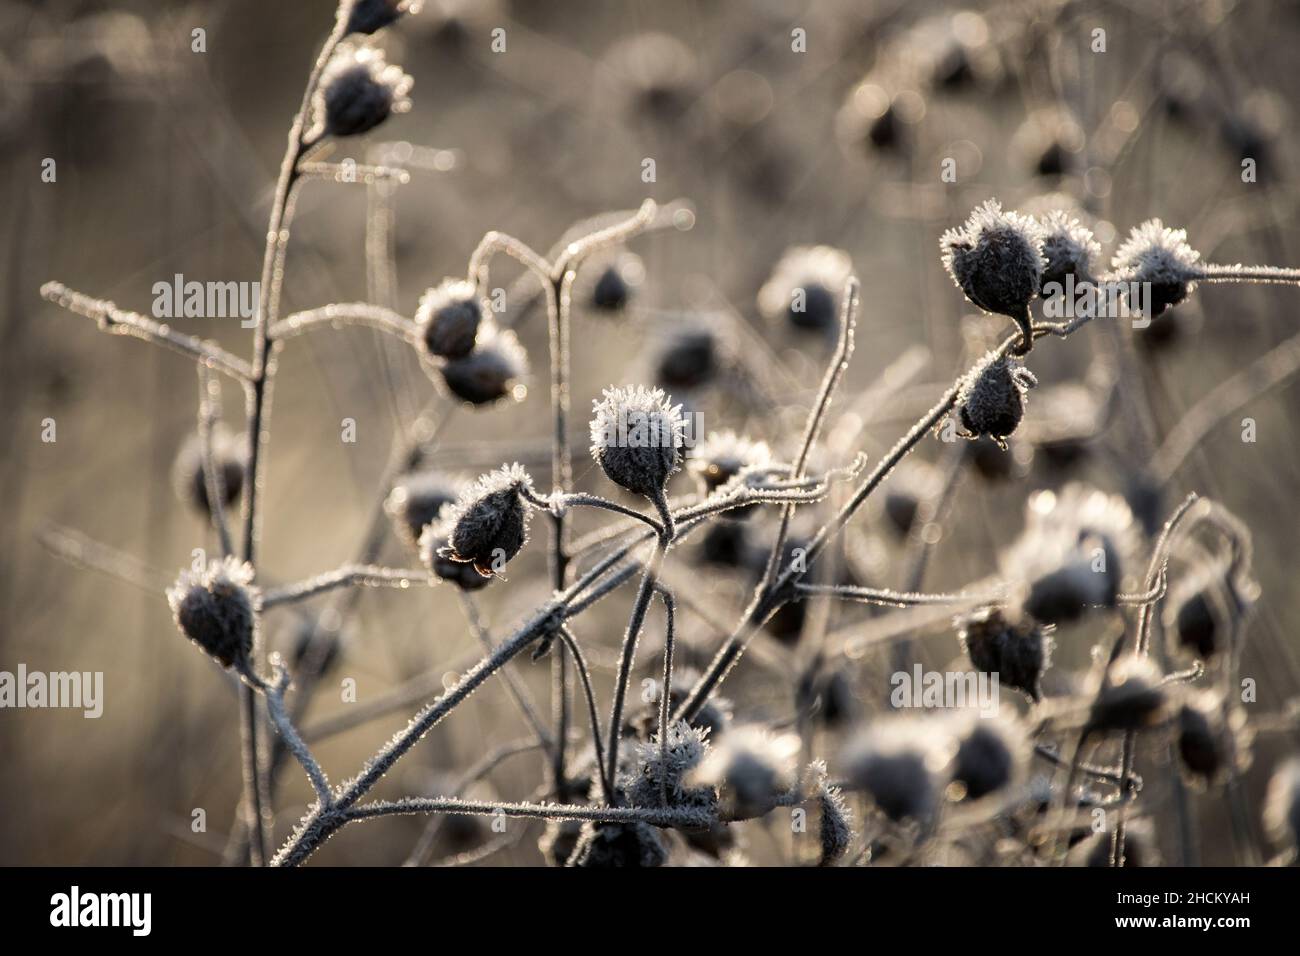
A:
[313,43,412,138]
[434,464,533,578]
[416,279,484,360]
[589,385,685,498]
[167,557,258,668]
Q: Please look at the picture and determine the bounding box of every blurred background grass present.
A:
[2,0,1299,865]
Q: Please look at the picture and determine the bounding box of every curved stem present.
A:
[268,303,415,342]
[604,536,668,799]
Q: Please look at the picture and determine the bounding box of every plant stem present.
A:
[604,536,668,798]
[238,11,349,867]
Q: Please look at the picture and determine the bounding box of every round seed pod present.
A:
[1067,818,1157,867]
[957,605,1053,701]
[1000,485,1140,626]
[171,427,246,518]
[1111,219,1202,319]
[313,42,412,139]
[589,385,685,498]
[757,245,853,334]
[957,352,1037,445]
[949,712,1026,801]
[941,200,1045,345]
[696,520,750,568]
[1087,656,1172,733]
[418,522,491,591]
[880,460,942,539]
[620,722,715,811]
[654,327,718,391]
[538,818,584,868]
[384,470,462,552]
[603,32,700,122]
[818,779,855,866]
[416,279,484,360]
[167,557,257,669]
[1176,689,1245,784]
[434,464,533,578]
[840,718,954,826]
[1163,560,1232,660]
[1036,209,1101,295]
[688,430,774,519]
[687,725,799,820]
[438,323,527,406]
[344,0,419,35]
[569,821,668,868]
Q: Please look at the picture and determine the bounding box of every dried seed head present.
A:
[840,718,954,825]
[1011,108,1085,178]
[634,668,732,742]
[687,725,799,820]
[967,434,1025,483]
[171,426,246,518]
[1000,484,1141,626]
[343,0,421,35]
[569,821,668,868]
[434,463,533,578]
[589,385,686,498]
[957,605,1054,701]
[622,721,716,810]
[1263,758,1300,851]
[957,352,1037,446]
[1111,219,1203,318]
[817,776,855,866]
[604,32,700,120]
[1067,818,1157,867]
[538,818,584,868]
[1176,689,1251,785]
[167,556,257,668]
[313,42,412,139]
[583,251,642,313]
[385,470,462,552]
[948,711,1027,801]
[1021,380,1107,472]
[438,322,528,406]
[688,430,773,518]
[688,522,746,573]
[1036,209,1101,294]
[797,666,859,729]
[654,326,721,391]
[757,245,853,333]
[1087,655,1172,733]
[1163,558,1239,660]
[415,278,484,360]
[881,459,943,539]
[418,520,491,591]
[941,200,1045,322]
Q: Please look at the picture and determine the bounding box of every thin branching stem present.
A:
[763,277,859,591]
[259,565,433,608]
[553,625,612,803]
[40,282,253,382]
[604,535,669,800]
[342,796,713,828]
[268,303,415,342]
